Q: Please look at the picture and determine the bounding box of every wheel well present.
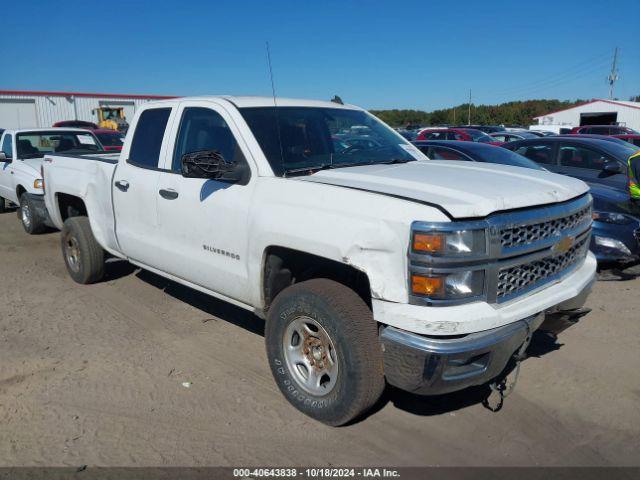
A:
[56,193,88,221]
[262,246,372,312]
[16,185,26,199]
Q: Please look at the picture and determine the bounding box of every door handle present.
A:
[159,188,179,200]
[115,180,129,192]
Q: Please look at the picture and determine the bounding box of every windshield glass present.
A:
[16,131,101,158]
[240,107,422,175]
[461,129,494,143]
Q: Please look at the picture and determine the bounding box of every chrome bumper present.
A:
[379,275,593,396]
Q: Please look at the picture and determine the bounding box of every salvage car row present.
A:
[0,97,617,425]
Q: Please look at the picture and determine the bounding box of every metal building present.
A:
[0,90,175,129]
[534,99,640,131]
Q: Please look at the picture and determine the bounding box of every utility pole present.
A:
[467,89,471,125]
[607,47,619,100]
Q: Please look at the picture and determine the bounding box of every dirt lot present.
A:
[0,211,639,467]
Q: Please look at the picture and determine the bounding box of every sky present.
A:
[4,0,639,111]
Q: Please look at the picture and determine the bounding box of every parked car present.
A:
[502,136,639,191]
[490,131,540,142]
[395,129,418,141]
[613,134,640,147]
[0,128,103,233]
[93,129,125,152]
[42,96,595,425]
[560,134,634,146]
[528,130,556,137]
[416,127,501,144]
[53,120,99,130]
[414,140,640,265]
[570,125,638,135]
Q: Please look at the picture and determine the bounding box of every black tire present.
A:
[18,193,46,234]
[0,197,6,214]
[266,278,385,426]
[61,216,105,284]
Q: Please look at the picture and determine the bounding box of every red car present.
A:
[612,134,640,147]
[569,125,637,135]
[94,129,125,152]
[416,127,502,145]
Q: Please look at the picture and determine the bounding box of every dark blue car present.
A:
[413,140,640,265]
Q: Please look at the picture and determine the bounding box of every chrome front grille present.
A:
[497,235,590,301]
[500,204,592,250]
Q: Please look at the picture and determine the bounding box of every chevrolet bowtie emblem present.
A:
[552,236,574,255]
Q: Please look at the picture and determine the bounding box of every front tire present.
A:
[0,197,7,213]
[266,279,385,426]
[61,216,105,284]
[18,193,46,234]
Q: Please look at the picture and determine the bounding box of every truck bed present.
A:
[42,152,121,256]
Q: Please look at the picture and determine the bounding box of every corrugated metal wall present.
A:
[0,93,157,129]
[536,100,640,130]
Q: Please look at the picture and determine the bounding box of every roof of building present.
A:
[534,99,640,119]
[0,89,176,100]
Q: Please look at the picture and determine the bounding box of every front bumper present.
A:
[379,268,594,396]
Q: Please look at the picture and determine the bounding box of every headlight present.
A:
[594,236,632,256]
[412,229,486,256]
[411,270,485,300]
[33,179,43,189]
[592,211,634,225]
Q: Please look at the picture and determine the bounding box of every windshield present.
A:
[463,129,495,143]
[240,107,422,175]
[96,132,124,147]
[16,131,101,158]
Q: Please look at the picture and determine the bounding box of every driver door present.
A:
[0,133,16,202]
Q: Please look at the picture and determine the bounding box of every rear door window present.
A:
[430,147,469,161]
[514,144,554,165]
[128,108,171,169]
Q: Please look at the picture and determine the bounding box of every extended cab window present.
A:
[129,108,171,169]
[1,134,13,159]
[172,107,244,172]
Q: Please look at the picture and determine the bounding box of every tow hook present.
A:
[482,322,533,413]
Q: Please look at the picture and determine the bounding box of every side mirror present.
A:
[0,152,11,163]
[602,160,623,175]
[181,150,242,182]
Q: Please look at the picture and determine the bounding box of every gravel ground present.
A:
[0,211,639,467]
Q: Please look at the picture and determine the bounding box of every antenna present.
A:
[607,47,619,100]
[265,41,286,173]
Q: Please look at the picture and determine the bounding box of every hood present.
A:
[588,182,629,204]
[297,160,590,218]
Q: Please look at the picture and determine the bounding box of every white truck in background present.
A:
[0,128,103,233]
[42,96,596,425]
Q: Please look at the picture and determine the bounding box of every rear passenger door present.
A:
[113,106,176,266]
[153,101,256,303]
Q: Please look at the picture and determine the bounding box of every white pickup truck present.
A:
[42,96,596,425]
[0,128,103,233]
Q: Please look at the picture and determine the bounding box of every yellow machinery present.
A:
[93,107,129,133]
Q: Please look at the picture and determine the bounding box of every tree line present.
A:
[370,99,588,128]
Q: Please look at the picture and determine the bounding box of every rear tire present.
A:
[61,216,105,284]
[18,193,46,234]
[265,278,385,426]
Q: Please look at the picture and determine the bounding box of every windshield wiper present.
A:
[283,163,335,177]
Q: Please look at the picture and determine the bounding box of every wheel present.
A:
[0,197,6,213]
[18,193,46,234]
[266,278,385,426]
[61,216,105,284]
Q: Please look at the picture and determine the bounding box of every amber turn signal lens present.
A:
[411,275,444,296]
[413,233,443,253]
